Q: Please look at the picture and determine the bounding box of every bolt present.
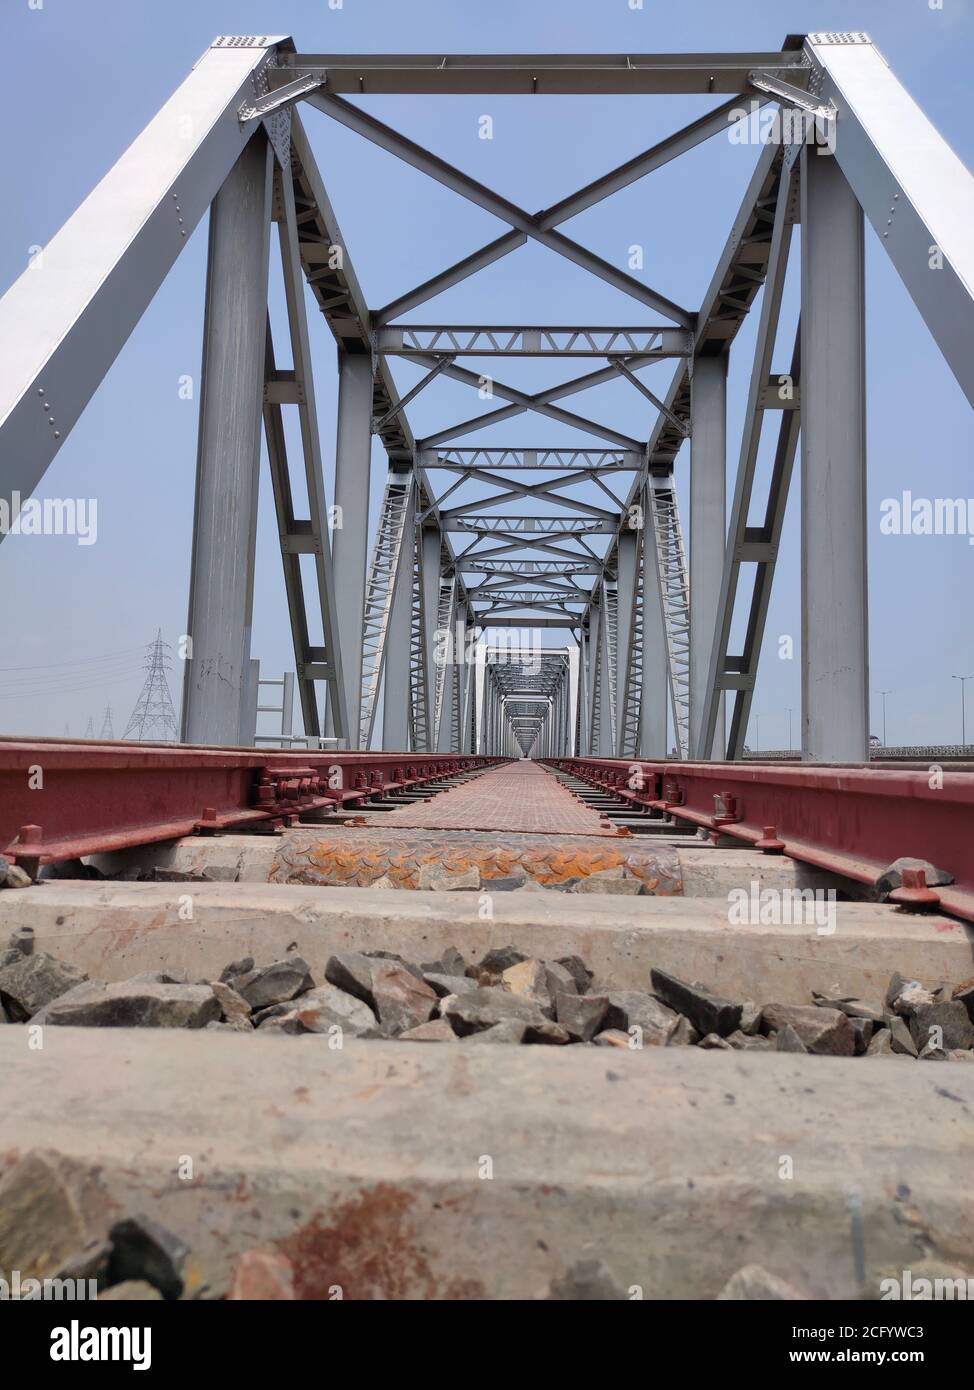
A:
[888,866,941,911]
[755,824,786,854]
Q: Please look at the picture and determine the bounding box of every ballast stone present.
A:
[35,979,220,1029]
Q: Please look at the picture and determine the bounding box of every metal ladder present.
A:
[619,525,645,756]
[603,579,619,755]
[648,476,691,758]
[431,575,457,749]
[589,625,602,756]
[409,530,431,752]
[359,474,411,749]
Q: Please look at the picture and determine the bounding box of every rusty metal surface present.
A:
[545,756,974,923]
[270,827,683,892]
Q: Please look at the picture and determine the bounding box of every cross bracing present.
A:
[1,34,972,760]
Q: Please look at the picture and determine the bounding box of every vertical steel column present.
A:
[436,607,457,753]
[586,603,602,755]
[801,149,869,761]
[596,608,613,756]
[422,529,442,747]
[484,668,493,754]
[453,600,471,752]
[641,483,669,756]
[474,633,486,753]
[182,136,273,745]
[575,633,586,754]
[615,529,639,754]
[575,636,587,755]
[381,480,416,750]
[331,350,373,744]
[689,355,727,756]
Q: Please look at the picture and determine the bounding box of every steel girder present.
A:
[377,326,692,358]
[805,33,974,409]
[4,34,973,763]
[276,50,812,95]
[0,38,287,510]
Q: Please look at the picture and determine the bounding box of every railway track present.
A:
[2,746,973,1300]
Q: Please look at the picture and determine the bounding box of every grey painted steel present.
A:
[647,478,691,757]
[381,479,416,750]
[262,319,320,739]
[332,350,373,743]
[306,92,693,326]
[689,355,727,756]
[279,51,809,94]
[359,474,411,748]
[408,526,440,751]
[807,34,974,409]
[801,146,869,762]
[641,486,669,757]
[182,137,274,745]
[378,325,690,357]
[425,447,641,471]
[586,602,601,756]
[722,331,801,763]
[595,593,615,757]
[0,41,277,518]
[697,151,797,760]
[7,37,973,768]
[585,143,784,645]
[614,529,639,756]
[274,161,348,743]
[416,356,644,451]
[576,629,589,756]
[374,96,768,327]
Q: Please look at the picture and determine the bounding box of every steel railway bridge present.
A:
[1,32,972,768]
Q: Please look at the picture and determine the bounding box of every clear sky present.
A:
[1,0,971,750]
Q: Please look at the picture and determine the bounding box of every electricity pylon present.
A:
[99,705,115,739]
[122,631,179,742]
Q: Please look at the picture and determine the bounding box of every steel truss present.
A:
[1,34,972,758]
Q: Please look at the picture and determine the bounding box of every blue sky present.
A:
[0,0,971,749]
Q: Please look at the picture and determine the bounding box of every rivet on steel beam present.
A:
[755,825,786,853]
[888,867,941,911]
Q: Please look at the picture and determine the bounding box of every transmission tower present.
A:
[83,716,94,738]
[122,631,179,742]
[99,705,114,739]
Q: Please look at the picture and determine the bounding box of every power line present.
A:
[0,668,148,699]
[0,645,144,673]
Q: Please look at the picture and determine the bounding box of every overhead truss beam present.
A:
[277,50,810,94]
